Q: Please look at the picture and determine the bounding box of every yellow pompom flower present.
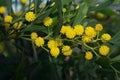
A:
[96,12,104,19]
[13,21,23,29]
[101,33,111,42]
[82,35,91,43]
[25,12,36,22]
[74,25,84,36]
[85,26,96,38]
[85,51,93,60]
[21,0,28,4]
[99,45,110,56]
[62,46,72,56]
[47,39,57,49]
[60,25,71,34]
[30,3,34,10]
[50,47,60,58]
[65,27,76,39]
[0,6,6,14]
[62,8,67,13]
[43,17,53,27]
[35,37,44,47]
[4,15,13,23]
[95,24,103,31]
[31,32,38,40]
[0,42,5,53]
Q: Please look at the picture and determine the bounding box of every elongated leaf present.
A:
[90,0,114,10]
[109,31,120,46]
[111,55,120,62]
[72,3,88,26]
[23,25,48,34]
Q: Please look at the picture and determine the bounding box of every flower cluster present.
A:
[30,22,111,60]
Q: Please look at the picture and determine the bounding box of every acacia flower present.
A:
[74,24,84,36]
[31,32,38,40]
[62,45,72,56]
[0,6,6,14]
[4,15,13,23]
[85,51,93,60]
[101,33,111,42]
[50,47,60,58]
[43,17,53,27]
[85,26,96,38]
[95,24,103,31]
[99,45,110,56]
[25,11,36,22]
[35,37,44,47]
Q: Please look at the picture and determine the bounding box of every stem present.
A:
[32,41,38,62]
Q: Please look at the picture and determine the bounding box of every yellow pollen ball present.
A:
[101,33,111,42]
[99,45,110,56]
[74,25,84,36]
[82,35,92,43]
[31,32,38,40]
[4,15,13,23]
[97,12,104,19]
[62,46,72,56]
[25,12,36,22]
[43,17,53,27]
[50,47,60,58]
[65,27,76,39]
[62,8,67,13]
[85,51,93,60]
[21,0,28,4]
[47,39,58,49]
[0,6,6,14]
[35,37,44,47]
[95,24,103,31]
[60,25,71,34]
[85,26,96,38]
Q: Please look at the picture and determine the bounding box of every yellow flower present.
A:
[31,32,38,40]
[62,8,67,13]
[50,47,60,58]
[95,24,103,31]
[35,37,44,47]
[25,12,36,22]
[74,25,84,36]
[85,26,96,38]
[101,33,111,42]
[21,0,28,4]
[96,12,104,19]
[0,42,5,53]
[13,21,23,29]
[85,51,93,60]
[60,25,71,34]
[62,46,72,56]
[0,6,6,14]
[30,3,34,10]
[82,35,91,43]
[99,45,110,56]
[47,39,57,49]
[65,27,76,39]
[4,15,13,23]
[43,17,53,27]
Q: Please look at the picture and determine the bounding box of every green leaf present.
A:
[22,25,48,34]
[90,0,115,10]
[62,0,72,5]
[15,53,25,80]
[0,0,7,6]
[109,31,120,46]
[99,8,117,16]
[111,55,120,62]
[72,3,88,26]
